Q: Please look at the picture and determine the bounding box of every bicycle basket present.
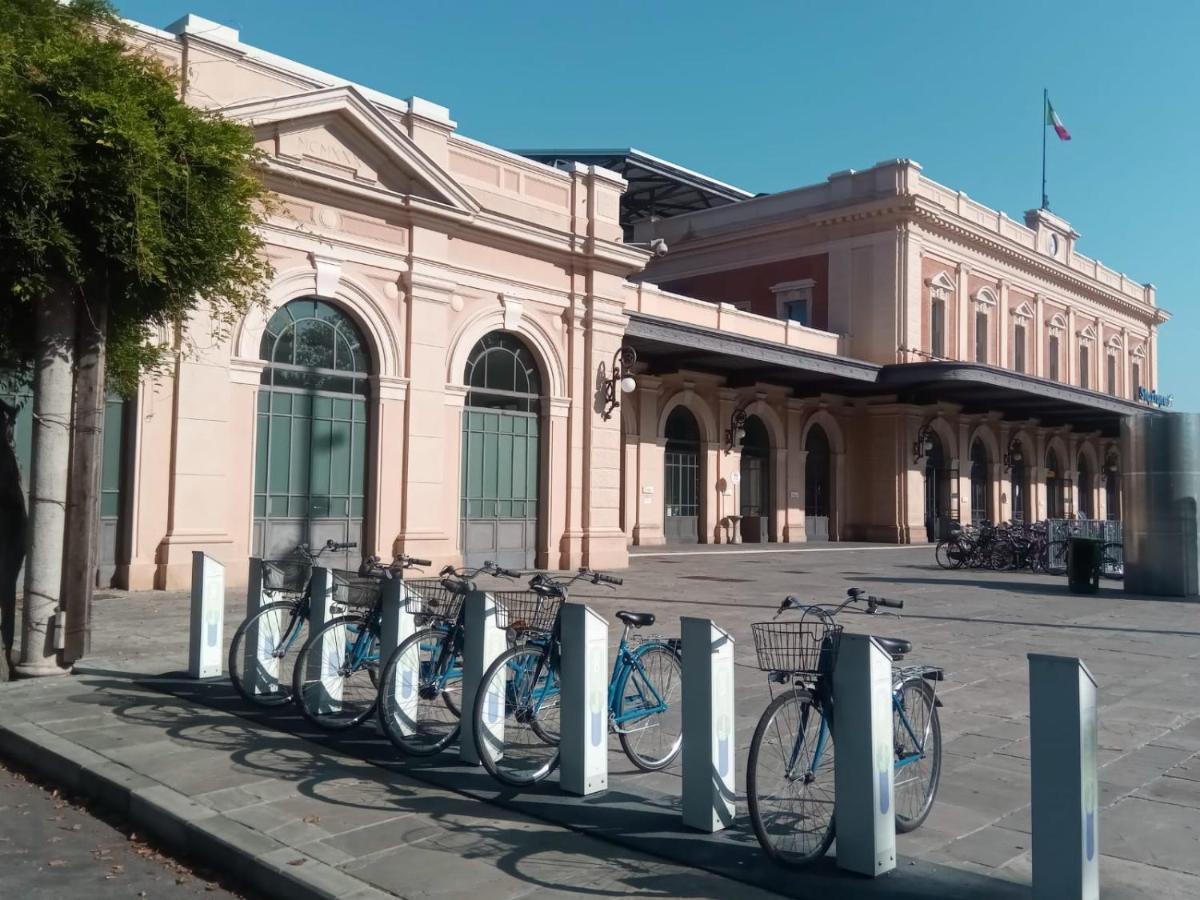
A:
[332,574,383,610]
[492,590,562,635]
[401,578,466,623]
[751,621,843,675]
[262,558,311,593]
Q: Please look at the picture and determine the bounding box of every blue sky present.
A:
[118,1,1197,411]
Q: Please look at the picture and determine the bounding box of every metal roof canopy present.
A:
[514,148,754,231]
[624,315,1152,437]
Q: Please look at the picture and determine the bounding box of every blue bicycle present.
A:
[472,569,683,787]
[746,588,944,867]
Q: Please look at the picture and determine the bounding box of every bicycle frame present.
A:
[791,686,930,780]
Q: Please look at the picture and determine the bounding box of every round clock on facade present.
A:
[1048,233,1060,256]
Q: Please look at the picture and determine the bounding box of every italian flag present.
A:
[1046,97,1071,141]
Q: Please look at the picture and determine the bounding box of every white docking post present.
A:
[305,567,340,713]
[560,603,609,796]
[188,551,225,679]
[833,633,896,877]
[379,578,418,737]
[1029,654,1099,900]
[681,617,735,831]
[461,591,507,765]
[246,557,266,619]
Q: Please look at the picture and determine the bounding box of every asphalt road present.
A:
[0,758,249,900]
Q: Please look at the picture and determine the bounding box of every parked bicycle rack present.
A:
[305,567,340,712]
[680,617,735,832]
[832,633,896,876]
[1029,654,1099,900]
[560,603,609,796]
[188,551,225,679]
[461,591,507,765]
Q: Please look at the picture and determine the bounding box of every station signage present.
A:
[1136,386,1174,408]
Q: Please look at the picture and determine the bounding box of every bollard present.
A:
[560,603,609,796]
[833,633,896,877]
[188,551,225,678]
[1029,654,1099,900]
[379,578,418,737]
[305,567,340,713]
[460,591,506,765]
[680,617,735,831]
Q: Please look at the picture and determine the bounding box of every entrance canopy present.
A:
[624,314,1155,437]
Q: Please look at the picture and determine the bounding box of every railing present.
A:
[1046,518,1124,577]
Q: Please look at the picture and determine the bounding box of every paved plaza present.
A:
[1,544,1198,898]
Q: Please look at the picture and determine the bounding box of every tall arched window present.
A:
[1046,448,1064,519]
[1079,345,1090,390]
[665,407,702,543]
[256,299,371,561]
[970,438,990,525]
[461,332,544,568]
[739,415,771,541]
[1014,323,1027,373]
[1078,454,1094,519]
[1107,354,1117,395]
[1131,361,1141,399]
[805,424,832,541]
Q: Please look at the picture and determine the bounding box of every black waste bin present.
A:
[1067,536,1102,594]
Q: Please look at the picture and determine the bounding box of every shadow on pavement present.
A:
[71,670,1031,900]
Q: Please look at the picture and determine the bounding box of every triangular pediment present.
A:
[221,86,479,213]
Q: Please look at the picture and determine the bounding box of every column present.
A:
[955,264,970,360]
[632,377,663,546]
[997,280,1009,369]
[371,375,408,561]
[546,397,571,568]
[784,400,807,542]
[1034,294,1046,376]
[716,388,740,544]
[1066,307,1077,384]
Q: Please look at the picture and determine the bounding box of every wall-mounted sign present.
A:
[1137,386,1174,409]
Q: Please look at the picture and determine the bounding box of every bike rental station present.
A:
[187,540,1105,900]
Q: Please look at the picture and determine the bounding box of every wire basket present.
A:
[332,574,383,610]
[492,590,562,635]
[402,578,467,623]
[751,621,843,675]
[262,558,312,593]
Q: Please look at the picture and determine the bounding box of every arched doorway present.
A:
[924,432,951,541]
[1046,448,1064,519]
[1078,454,1094,520]
[461,332,543,569]
[805,424,832,542]
[970,438,990,525]
[1105,453,1121,521]
[1009,437,1029,523]
[255,298,371,570]
[664,407,701,544]
[739,415,771,542]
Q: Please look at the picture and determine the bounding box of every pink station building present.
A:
[11,13,1168,590]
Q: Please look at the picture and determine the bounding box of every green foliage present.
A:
[0,0,273,393]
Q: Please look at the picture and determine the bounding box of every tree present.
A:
[0,0,273,675]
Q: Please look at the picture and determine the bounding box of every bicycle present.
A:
[375,560,520,756]
[290,552,429,730]
[746,588,944,868]
[471,569,683,787]
[227,539,356,707]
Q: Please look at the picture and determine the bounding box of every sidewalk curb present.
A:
[0,717,394,900]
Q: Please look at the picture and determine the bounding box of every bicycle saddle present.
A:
[616,610,655,628]
[873,636,912,659]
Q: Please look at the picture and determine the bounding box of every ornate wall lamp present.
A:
[912,422,935,464]
[600,346,637,421]
[1102,449,1120,484]
[1003,435,1024,470]
[724,406,749,451]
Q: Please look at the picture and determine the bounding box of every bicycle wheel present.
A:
[934,541,955,570]
[893,677,942,832]
[747,689,836,867]
[616,643,683,771]
[1047,540,1069,573]
[1100,542,1124,580]
[229,601,305,707]
[377,627,463,756]
[292,616,380,730]
[473,644,561,787]
[989,542,1014,570]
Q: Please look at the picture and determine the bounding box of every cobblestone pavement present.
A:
[7,543,1199,899]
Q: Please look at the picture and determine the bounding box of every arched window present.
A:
[1107,354,1117,395]
[1131,361,1141,399]
[740,415,771,525]
[970,438,990,524]
[665,407,702,543]
[1079,344,1090,390]
[255,299,371,560]
[805,424,832,541]
[464,332,542,412]
[1046,448,1063,519]
[1078,454,1094,519]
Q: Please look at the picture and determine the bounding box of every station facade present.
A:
[10,14,1165,589]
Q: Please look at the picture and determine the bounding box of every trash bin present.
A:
[1067,537,1102,594]
[741,515,768,543]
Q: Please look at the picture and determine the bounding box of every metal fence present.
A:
[1046,518,1124,577]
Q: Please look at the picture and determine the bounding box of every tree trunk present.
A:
[0,398,26,681]
[62,296,108,665]
[17,287,76,677]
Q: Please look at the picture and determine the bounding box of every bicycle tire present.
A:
[1100,542,1124,580]
[616,643,683,771]
[1047,540,1069,573]
[228,601,305,707]
[291,615,379,731]
[376,627,463,756]
[747,689,836,867]
[893,677,942,833]
[934,541,955,570]
[473,643,561,787]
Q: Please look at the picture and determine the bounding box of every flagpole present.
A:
[1041,87,1049,210]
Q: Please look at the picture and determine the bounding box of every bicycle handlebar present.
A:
[873,596,903,610]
